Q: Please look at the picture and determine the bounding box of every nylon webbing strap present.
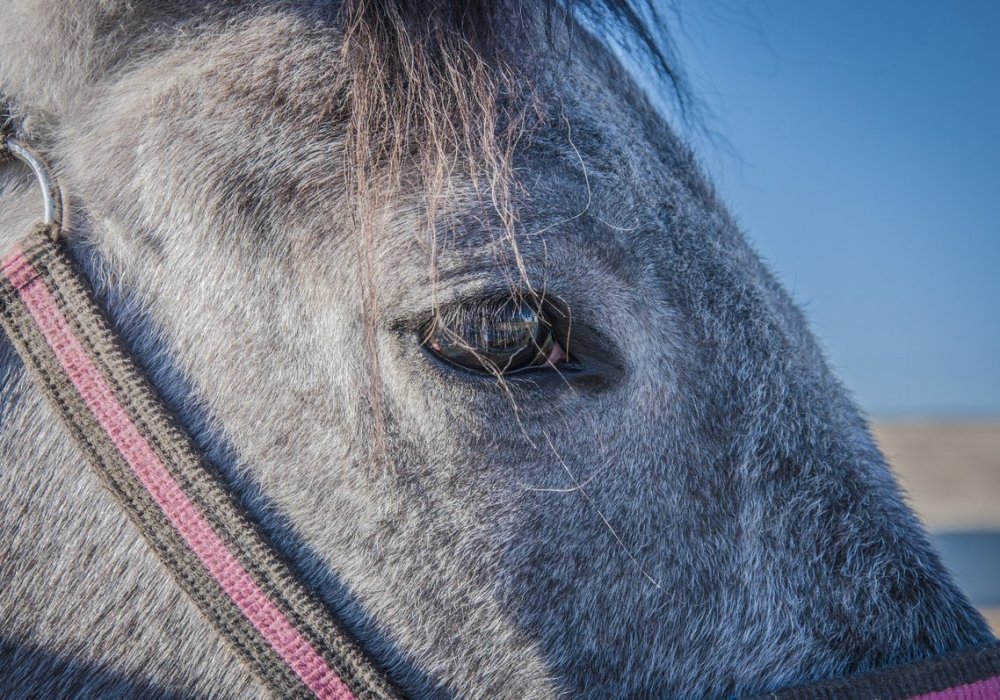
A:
[0,225,401,700]
[751,642,1000,700]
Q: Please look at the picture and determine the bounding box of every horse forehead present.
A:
[363,139,687,316]
[367,195,674,322]
[66,5,693,304]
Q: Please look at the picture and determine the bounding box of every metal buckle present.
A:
[1,135,63,238]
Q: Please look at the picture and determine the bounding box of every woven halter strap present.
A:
[753,643,1000,700]
[0,140,400,699]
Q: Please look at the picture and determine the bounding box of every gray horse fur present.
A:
[0,1,993,698]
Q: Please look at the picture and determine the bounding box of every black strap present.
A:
[751,641,1000,699]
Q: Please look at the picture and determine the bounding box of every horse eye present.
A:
[423,298,566,374]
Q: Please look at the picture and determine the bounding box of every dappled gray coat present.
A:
[0,1,994,698]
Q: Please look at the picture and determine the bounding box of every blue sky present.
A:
[643,1,1000,418]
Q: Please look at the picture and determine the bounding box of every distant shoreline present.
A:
[872,422,999,635]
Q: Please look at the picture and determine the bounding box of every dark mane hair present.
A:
[339,0,686,180]
[338,0,686,200]
[337,0,689,290]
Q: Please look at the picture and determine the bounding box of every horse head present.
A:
[0,1,993,697]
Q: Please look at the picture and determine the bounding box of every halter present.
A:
[1,135,998,700]
[0,135,401,699]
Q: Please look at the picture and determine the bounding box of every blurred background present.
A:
[639,0,999,632]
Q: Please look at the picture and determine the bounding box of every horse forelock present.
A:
[337,0,687,191]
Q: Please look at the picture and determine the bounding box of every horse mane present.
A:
[339,0,686,196]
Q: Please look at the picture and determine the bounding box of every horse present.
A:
[0,1,995,698]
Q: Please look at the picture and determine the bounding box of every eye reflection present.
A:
[423,297,566,374]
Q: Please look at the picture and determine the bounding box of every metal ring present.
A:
[1,136,63,236]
